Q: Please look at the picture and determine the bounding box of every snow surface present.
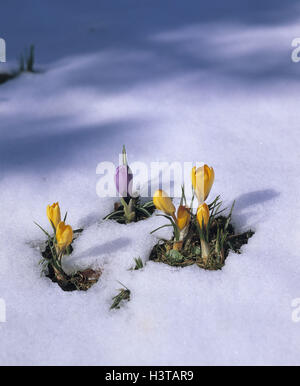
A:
[1,0,300,365]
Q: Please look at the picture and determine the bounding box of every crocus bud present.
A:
[47,202,61,229]
[177,205,191,231]
[56,221,73,251]
[153,189,176,216]
[191,165,214,203]
[115,145,133,197]
[196,203,210,229]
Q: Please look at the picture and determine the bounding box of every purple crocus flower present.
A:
[115,146,133,198]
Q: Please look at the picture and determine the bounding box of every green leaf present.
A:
[208,195,221,209]
[142,200,155,209]
[132,257,144,270]
[103,210,124,220]
[110,282,131,310]
[213,207,227,217]
[121,197,130,217]
[190,192,195,209]
[225,201,235,231]
[66,245,72,256]
[34,222,51,238]
[73,228,83,234]
[49,219,56,234]
[150,224,173,234]
[180,185,187,206]
[155,214,180,241]
[136,207,151,218]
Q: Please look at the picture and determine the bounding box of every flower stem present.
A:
[171,213,181,241]
[200,239,210,265]
[122,145,127,165]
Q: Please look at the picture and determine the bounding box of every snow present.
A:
[1,0,300,365]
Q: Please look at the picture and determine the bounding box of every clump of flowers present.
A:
[35,202,101,291]
[152,188,191,251]
[104,145,155,224]
[150,165,254,270]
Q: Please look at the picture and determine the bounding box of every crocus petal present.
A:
[192,165,215,203]
[177,205,191,230]
[196,203,210,229]
[115,165,133,197]
[153,189,176,216]
[56,221,73,250]
[47,202,61,229]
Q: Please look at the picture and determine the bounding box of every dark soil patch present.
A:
[149,216,254,270]
[41,242,101,292]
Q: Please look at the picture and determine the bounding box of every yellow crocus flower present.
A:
[191,165,215,203]
[56,221,73,251]
[153,189,176,216]
[196,203,210,229]
[177,205,191,231]
[47,202,61,229]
